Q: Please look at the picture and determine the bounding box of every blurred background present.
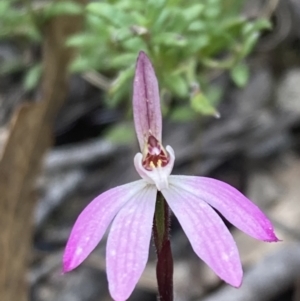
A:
[1,0,300,300]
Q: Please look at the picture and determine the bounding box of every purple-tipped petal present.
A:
[169,175,278,242]
[133,51,162,150]
[63,180,147,272]
[162,184,242,287]
[107,184,157,301]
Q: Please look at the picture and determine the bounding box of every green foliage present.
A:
[0,0,85,92]
[230,63,249,88]
[191,93,219,117]
[68,0,270,116]
[0,0,85,40]
[0,0,40,40]
[0,0,271,118]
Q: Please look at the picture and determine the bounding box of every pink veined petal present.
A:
[107,184,157,301]
[169,175,278,242]
[162,184,243,287]
[63,180,147,273]
[133,51,162,151]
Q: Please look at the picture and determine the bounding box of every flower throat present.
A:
[142,135,169,170]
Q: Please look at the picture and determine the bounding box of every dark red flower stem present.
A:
[153,192,174,301]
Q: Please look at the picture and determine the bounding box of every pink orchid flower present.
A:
[63,51,278,301]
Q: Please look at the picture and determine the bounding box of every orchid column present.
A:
[63,52,278,301]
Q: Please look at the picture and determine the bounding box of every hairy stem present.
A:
[153,192,174,301]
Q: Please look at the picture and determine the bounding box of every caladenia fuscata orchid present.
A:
[63,51,278,301]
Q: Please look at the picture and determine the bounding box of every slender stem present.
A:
[153,192,174,301]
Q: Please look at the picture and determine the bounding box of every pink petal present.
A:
[107,184,157,301]
[63,180,147,272]
[169,176,278,242]
[133,51,162,151]
[162,184,242,287]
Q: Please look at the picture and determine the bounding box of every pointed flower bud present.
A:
[133,51,162,151]
[133,51,173,190]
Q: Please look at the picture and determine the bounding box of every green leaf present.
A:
[203,6,221,19]
[164,73,188,97]
[23,64,42,91]
[110,53,136,69]
[240,32,259,57]
[66,34,97,47]
[242,19,271,36]
[0,1,10,14]
[230,63,249,88]
[122,36,147,51]
[186,35,209,53]
[130,11,148,25]
[182,4,204,21]
[112,27,133,42]
[87,3,131,27]
[190,92,219,117]
[188,20,206,32]
[153,32,187,47]
[151,9,171,33]
[222,17,246,32]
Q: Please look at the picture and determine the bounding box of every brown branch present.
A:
[0,1,86,301]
